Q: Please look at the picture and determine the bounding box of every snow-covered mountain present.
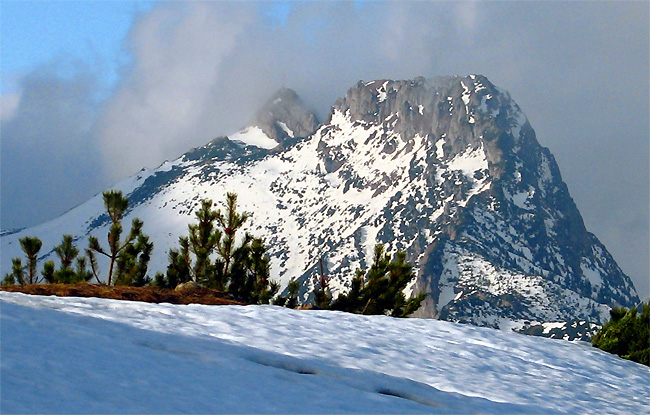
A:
[2,292,648,414]
[1,75,639,336]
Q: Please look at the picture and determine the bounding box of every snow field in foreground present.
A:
[1,292,648,414]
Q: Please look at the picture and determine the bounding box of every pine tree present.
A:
[286,277,300,309]
[188,199,220,285]
[229,236,278,303]
[250,238,278,304]
[331,245,425,317]
[592,301,650,366]
[42,261,56,283]
[52,235,82,283]
[159,244,192,289]
[74,257,93,282]
[161,193,275,304]
[215,193,249,284]
[39,235,93,284]
[86,191,151,285]
[160,199,219,289]
[272,277,300,308]
[114,231,154,286]
[54,235,78,269]
[2,258,25,286]
[330,269,364,312]
[19,236,42,284]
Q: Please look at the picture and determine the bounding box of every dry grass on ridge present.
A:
[0,283,244,306]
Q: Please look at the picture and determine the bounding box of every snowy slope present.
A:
[1,292,648,414]
[0,76,639,335]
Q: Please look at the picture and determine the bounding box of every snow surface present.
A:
[276,121,294,138]
[581,261,604,288]
[229,126,279,149]
[2,292,649,414]
[377,81,389,102]
[445,145,488,179]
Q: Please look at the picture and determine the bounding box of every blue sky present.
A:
[1,1,648,296]
[1,1,155,93]
[1,1,300,94]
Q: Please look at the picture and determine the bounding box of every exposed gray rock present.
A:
[250,87,319,146]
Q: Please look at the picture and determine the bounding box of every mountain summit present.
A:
[224,87,318,151]
[1,75,639,337]
[250,87,319,145]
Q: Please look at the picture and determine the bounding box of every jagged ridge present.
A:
[1,75,639,336]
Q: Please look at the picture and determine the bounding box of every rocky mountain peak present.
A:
[249,87,319,145]
[330,75,529,168]
[1,75,639,340]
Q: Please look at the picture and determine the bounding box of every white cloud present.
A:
[96,3,254,181]
[1,65,106,229]
[0,92,20,122]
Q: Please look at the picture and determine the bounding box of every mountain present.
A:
[1,75,639,337]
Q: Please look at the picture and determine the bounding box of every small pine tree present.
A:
[160,199,219,289]
[229,236,277,303]
[331,245,425,317]
[272,278,300,308]
[74,257,93,282]
[162,193,275,304]
[188,199,221,285]
[51,235,90,284]
[215,193,249,285]
[592,301,649,366]
[86,191,151,285]
[159,245,192,289]
[330,269,365,312]
[2,258,24,286]
[114,230,153,287]
[19,236,42,284]
[54,235,78,269]
[42,261,56,283]
[1,274,15,286]
[286,278,300,309]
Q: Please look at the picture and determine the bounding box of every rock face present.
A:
[250,87,320,146]
[1,76,639,336]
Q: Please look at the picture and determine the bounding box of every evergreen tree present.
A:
[331,245,426,317]
[158,244,192,289]
[592,301,650,366]
[2,258,25,286]
[229,237,278,303]
[161,193,275,304]
[86,191,151,285]
[188,199,221,285]
[215,193,249,284]
[286,278,300,309]
[250,238,277,304]
[36,235,93,284]
[329,269,364,312]
[51,235,87,284]
[54,235,78,269]
[42,261,56,283]
[272,278,300,308]
[159,199,219,289]
[74,257,93,282]
[19,236,42,284]
[114,231,154,286]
